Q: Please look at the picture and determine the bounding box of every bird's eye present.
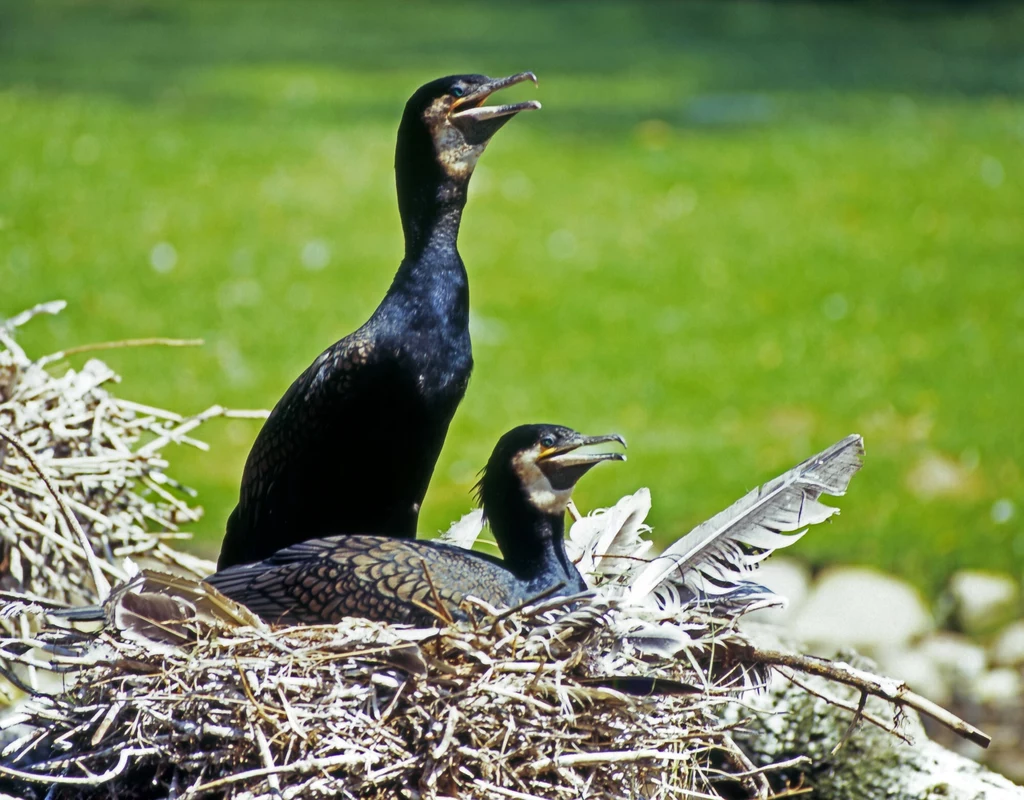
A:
[540,435,556,448]
[451,87,465,98]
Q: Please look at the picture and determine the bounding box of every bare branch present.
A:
[752,647,991,749]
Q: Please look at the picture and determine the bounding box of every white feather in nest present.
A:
[564,434,864,669]
[620,434,864,614]
[566,488,655,586]
[437,508,485,549]
[561,436,863,657]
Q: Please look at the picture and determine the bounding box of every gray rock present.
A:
[949,570,1019,635]
[791,567,933,654]
[993,621,1024,668]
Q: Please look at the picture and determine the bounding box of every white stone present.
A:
[917,633,988,686]
[993,621,1024,667]
[903,738,1024,800]
[974,668,1021,704]
[743,557,811,625]
[877,646,950,705]
[791,567,933,654]
[948,570,1018,634]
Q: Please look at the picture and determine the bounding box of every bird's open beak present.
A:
[537,433,626,489]
[450,72,541,143]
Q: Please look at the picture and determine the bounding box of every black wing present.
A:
[219,323,458,568]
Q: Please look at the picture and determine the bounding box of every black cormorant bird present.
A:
[207,425,625,626]
[218,73,540,570]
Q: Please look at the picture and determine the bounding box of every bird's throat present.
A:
[491,509,582,594]
[398,170,469,260]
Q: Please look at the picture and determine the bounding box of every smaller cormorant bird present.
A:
[206,425,625,626]
[218,73,540,570]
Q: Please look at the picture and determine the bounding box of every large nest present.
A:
[1,586,761,799]
[0,302,991,799]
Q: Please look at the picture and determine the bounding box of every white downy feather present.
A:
[438,508,485,549]
[623,434,864,611]
[568,488,655,587]
[614,619,705,659]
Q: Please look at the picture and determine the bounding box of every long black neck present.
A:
[389,189,469,306]
[397,171,468,262]
[383,124,474,349]
[485,491,581,593]
[394,112,472,264]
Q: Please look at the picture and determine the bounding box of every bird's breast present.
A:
[398,324,472,400]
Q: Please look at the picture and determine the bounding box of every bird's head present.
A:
[477,424,626,520]
[398,72,540,184]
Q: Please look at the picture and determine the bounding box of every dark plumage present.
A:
[206,425,625,626]
[218,73,540,570]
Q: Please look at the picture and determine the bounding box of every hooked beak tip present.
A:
[582,433,627,450]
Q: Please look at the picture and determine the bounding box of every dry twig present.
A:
[749,648,991,749]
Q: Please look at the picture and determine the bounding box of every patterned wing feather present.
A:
[207,536,522,626]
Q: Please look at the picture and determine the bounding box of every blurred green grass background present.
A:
[2,0,1022,596]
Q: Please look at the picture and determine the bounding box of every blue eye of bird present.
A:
[540,436,555,448]
[451,87,465,98]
